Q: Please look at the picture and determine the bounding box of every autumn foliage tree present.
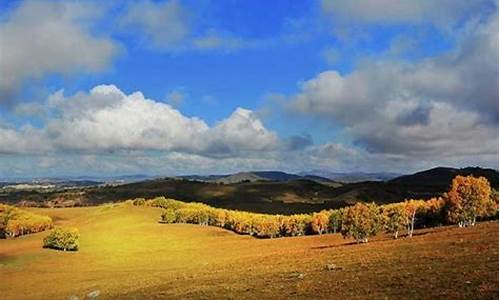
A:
[403,199,426,237]
[446,175,492,227]
[328,209,342,233]
[382,203,406,239]
[341,202,381,243]
[310,211,330,235]
[0,204,53,238]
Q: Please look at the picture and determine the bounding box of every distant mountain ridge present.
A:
[298,171,403,183]
[178,171,336,185]
[390,166,499,188]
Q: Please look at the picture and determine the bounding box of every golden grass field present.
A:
[0,203,498,299]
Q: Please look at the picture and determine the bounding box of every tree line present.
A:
[132,175,498,243]
[0,204,53,238]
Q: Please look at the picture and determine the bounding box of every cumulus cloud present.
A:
[2,85,280,157]
[0,0,118,100]
[289,12,498,162]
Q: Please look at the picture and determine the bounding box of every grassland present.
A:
[0,204,498,299]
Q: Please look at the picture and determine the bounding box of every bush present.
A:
[43,227,79,251]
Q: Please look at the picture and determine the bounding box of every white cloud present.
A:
[0,0,118,99]
[120,0,190,49]
[192,30,251,51]
[2,85,280,157]
[205,108,280,156]
[165,90,185,107]
[321,0,495,28]
[289,13,499,162]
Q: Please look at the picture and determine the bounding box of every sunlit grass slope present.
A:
[0,204,497,299]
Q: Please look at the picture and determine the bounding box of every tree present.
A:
[282,214,310,236]
[328,209,342,234]
[341,203,381,243]
[43,227,79,251]
[422,197,446,227]
[446,175,492,227]
[484,189,499,219]
[310,211,330,235]
[159,209,176,223]
[252,216,281,238]
[403,199,425,237]
[382,203,406,239]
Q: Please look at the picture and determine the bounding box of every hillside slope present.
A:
[0,205,497,299]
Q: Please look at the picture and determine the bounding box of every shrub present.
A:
[341,202,382,243]
[43,227,79,251]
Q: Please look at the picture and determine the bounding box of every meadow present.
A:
[0,203,497,300]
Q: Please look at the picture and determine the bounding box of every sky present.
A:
[0,0,498,178]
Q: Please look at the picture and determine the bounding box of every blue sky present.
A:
[0,0,498,178]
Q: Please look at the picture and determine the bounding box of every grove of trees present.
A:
[0,204,53,238]
[131,175,498,243]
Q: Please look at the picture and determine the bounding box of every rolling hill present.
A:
[1,167,497,215]
[1,204,497,299]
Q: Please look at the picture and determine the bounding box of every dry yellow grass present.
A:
[0,204,498,299]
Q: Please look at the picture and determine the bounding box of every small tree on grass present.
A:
[382,203,406,239]
[328,209,342,234]
[485,189,499,219]
[159,209,176,223]
[43,227,79,251]
[341,202,381,243]
[310,211,330,235]
[282,214,310,236]
[252,216,281,238]
[404,199,425,237]
[446,175,492,227]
